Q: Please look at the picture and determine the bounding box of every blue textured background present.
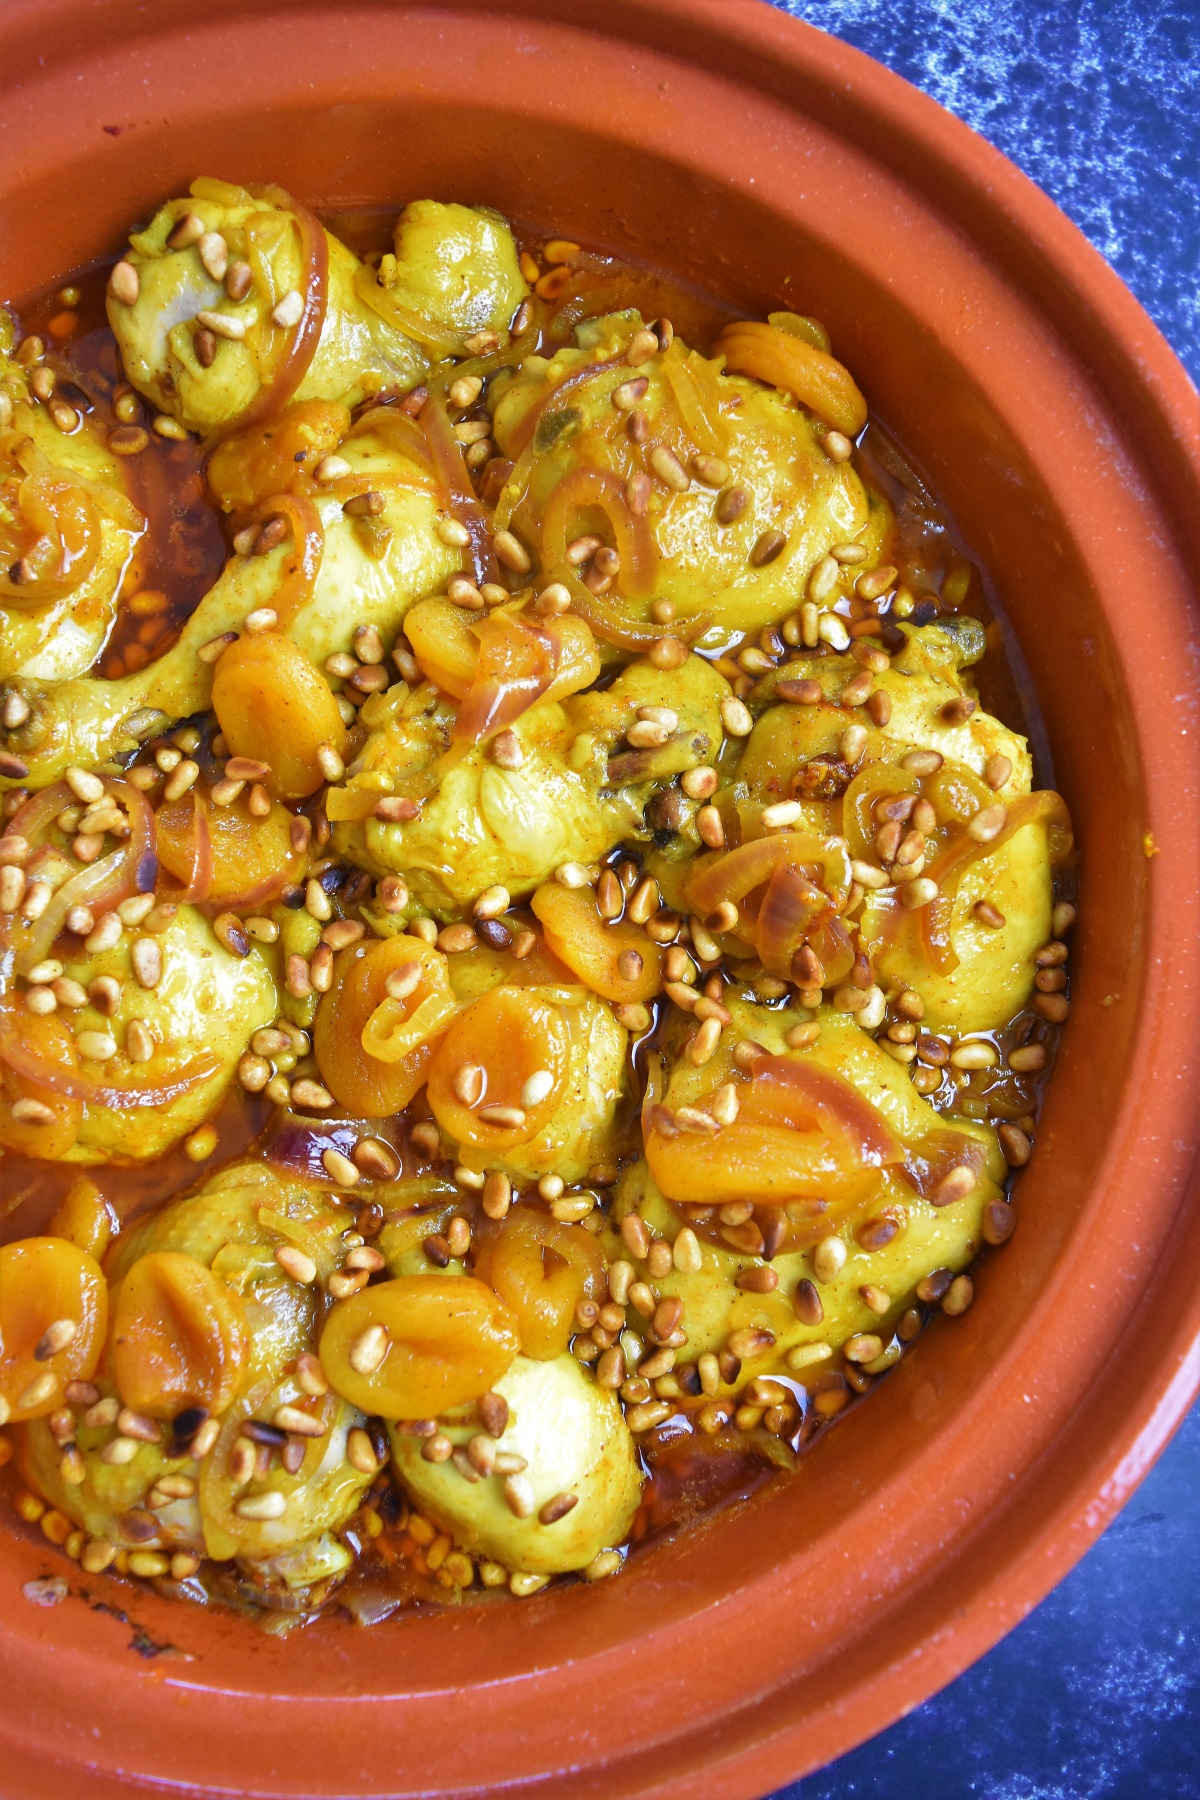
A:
[758,2,1200,1796]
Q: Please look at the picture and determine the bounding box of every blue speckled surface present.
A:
[758,2,1200,1794]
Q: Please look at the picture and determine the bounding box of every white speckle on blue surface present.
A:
[772,0,1200,382]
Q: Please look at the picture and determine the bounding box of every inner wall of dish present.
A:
[0,72,1139,1640]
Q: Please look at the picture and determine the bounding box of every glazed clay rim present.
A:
[0,4,1198,1797]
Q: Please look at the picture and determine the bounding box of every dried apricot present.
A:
[211,633,345,799]
[206,399,351,512]
[320,1275,519,1418]
[404,597,480,698]
[110,1250,248,1419]
[0,1009,82,1160]
[530,881,662,1003]
[426,988,570,1150]
[0,1238,107,1421]
[314,934,458,1117]
[48,1174,117,1259]
[473,1208,606,1359]
[156,788,304,902]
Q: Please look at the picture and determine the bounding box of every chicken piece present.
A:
[487,311,887,639]
[16,1163,375,1599]
[390,1354,642,1574]
[606,999,1004,1371]
[727,624,1070,1032]
[106,180,526,437]
[330,643,728,917]
[0,905,278,1164]
[382,199,527,349]
[737,622,1030,828]
[1,406,458,788]
[0,326,144,685]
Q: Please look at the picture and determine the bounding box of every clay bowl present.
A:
[2,2,1199,1795]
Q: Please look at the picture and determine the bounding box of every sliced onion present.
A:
[805,913,856,988]
[362,989,458,1064]
[566,582,710,652]
[419,394,498,587]
[660,345,727,457]
[505,356,625,460]
[263,1112,400,1183]
[228,189,329,436]
[0,991,220,1109]
[745,1054,904,1171]
[351,262,461,356]
[878,791,1073,975]
[7,779,73,845]
[453,610,560,748]
[15,848,127,977]
[756,861,829,979]
[346,403,436,470]
[540,465,657,601]
[247,492,324,629]
[687,832,852,928]
[172,789,213,904]
[12,776,155,976]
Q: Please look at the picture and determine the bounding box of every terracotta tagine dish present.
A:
[0,3,1198,1796]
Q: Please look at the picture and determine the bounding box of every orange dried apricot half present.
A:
[314,934,458,1117]
[473,1207,607,1360]
[211,633,345,799]
[0,1238,107,1422]
[426,987,570,1150]
[530,881,662,1003]
[319,1275,519,1419]
[110,1250,248,1420]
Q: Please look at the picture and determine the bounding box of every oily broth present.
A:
[0,213,1063,1622]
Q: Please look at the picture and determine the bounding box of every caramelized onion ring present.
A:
[453,610,560,748]
[245,492,324,629]
[0,979,220,1110]
[172,789,213,904]
[541,465,657,601]
[505,356,625,460]
[877,791,1073,975]
[419,394,498,588]
[903,1130,988,1200]
[228,188,329,437]
[756,861,829,980]
[687,832,851,929]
